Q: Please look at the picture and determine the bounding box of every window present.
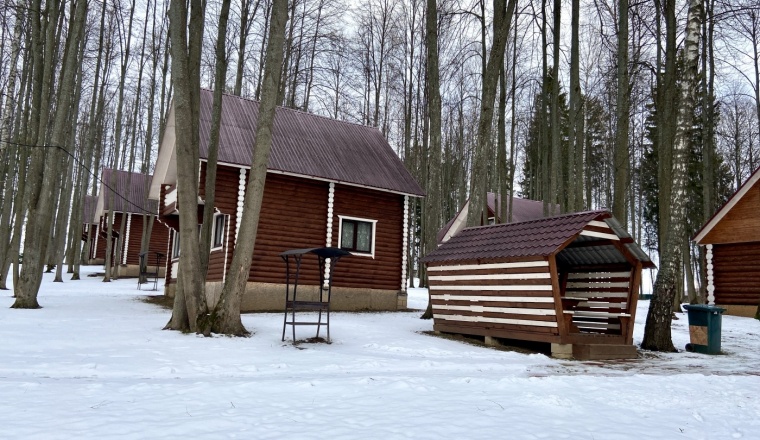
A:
[338,216,377,256]
[172,230,180,259]
[212,214,226,249]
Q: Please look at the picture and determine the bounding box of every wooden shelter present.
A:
[91,169,170,276]
[422,210,654,360]
[693,167,760,317]
[150,89,424,312]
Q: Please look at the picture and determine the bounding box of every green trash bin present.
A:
[683,304,726,354]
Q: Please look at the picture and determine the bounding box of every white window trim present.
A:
[337,215,377,258]
[211,213,227,252]
[172,229,180,260]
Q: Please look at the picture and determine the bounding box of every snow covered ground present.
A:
[1,267,758,439]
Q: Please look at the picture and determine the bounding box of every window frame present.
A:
[211,214,226,250]
[337,215,377,258]
[172,230,180,260]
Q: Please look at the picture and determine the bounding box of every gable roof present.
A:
[423,210,654,268]
[82,195,97,225]
[693,165,760,244]
[152,90,424,198]
[437,193,553,243]
[94,169,157,219]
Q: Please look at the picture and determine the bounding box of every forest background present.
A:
[0,0,759,349]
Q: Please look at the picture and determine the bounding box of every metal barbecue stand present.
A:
[137,251,164,291]
[280,247,351,343]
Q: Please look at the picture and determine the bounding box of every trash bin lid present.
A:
[683,304,726,314]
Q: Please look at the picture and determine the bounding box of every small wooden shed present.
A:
[422,210,654,360]
[693,166,760,317]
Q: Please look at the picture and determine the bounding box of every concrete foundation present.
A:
[551,343,574,359]
[484,336,501,347]
[166,281,404,312]
[718,304,758,318]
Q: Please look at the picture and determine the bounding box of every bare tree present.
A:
[210,0,289,336]
[13,0,88,308]
[467,0,517,226]
[165,0,209,332]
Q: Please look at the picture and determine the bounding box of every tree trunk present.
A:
[642,0,703,352]
[549,0,561,213]
[165,0,209,333]
[613,0,629,225]
[421,0,442,320]
[467,0,517,227]
[14,0,88,308]
[210,0,288,336]
[200,0,231,280]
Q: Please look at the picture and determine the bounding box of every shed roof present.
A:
[197,89,424,196]
[693,165,760,245]
[94,169,157,219]
[423,210,654,268]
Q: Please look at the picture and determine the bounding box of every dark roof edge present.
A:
[200,88,386,134]
[692,164,760,244]
[458,209,608,233]
[199,159,426,197]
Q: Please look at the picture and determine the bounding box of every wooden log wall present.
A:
[713,242,760,306]
[93,214,119,262]
[427,259,560,343]
[248,173,328,284]
[202,163,239,283]
[121,214,171,267]
[330,185,404,291]
[163,162,408,292]
[86,224,100,260]
[562,271,632,335]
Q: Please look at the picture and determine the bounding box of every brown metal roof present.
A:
[423,210,654,268]
[425,210,605,263]
[82,195,97,224]
[436,194,553,243]
[198,89,424,196]
[101,169,157,214]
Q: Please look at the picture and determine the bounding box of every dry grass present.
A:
[140,295,174,310]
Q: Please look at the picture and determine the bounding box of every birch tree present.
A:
[642,0,704,352]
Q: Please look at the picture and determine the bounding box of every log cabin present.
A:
[81,195,99,263]
[422,210,655,360]
[91,169,170,276]
[438,192,551,243]
[149,90,424,311]
[693,167,760,317]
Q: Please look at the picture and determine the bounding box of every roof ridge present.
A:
[202,88,382,133]
[462,209,606,231]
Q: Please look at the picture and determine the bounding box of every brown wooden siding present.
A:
[561,270,633,336]
[94,214,120,262]
[330,185,403,290]
[248,173,328,284]
[94,213,171,268]
[702,186,760,244]
[713,242,760,306]
[203,163,240,282]
[166,163,407,291]
[426,259,560,343]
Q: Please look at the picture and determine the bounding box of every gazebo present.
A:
[421,210,654,360]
